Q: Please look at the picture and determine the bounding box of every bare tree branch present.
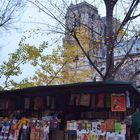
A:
[47,61,67,85]
[113,36,138,74]
[115,0,140,37]
[73,30,105,80]
[130,70,140,81]
[0,0,24,30]
[28,0,66,29]
[130,13,140,20]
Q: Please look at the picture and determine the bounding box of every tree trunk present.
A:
[104,1,116,80]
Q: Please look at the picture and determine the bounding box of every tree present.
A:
[28,0,140,83]
[0,37,61,89]
[0,32,94,89]
[0,0,25,31]
[103,0,140,80]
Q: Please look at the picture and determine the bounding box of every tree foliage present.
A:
[0,31,94,89]
[0,38,50,89]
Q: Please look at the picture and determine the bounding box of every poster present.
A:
[69,94,81,106]
[115,122,121,133]
[105,119,115,131]
[96,94,104,108]
[24,98,30,109]
[34,97,43,110]
[101,122,106,132]
[111,94,126,111]
[80,94,90,106]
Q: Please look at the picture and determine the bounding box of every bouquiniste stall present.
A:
[0,81,140,140]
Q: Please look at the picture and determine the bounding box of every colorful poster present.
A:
[105,119,115,131]
[101,122,106,132]
[111,94,126,111]
[115,122,121,133]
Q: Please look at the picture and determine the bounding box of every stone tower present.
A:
[64,1,103,58]
[62,2,103,82]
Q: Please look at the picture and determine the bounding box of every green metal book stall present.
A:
[0,81,140,140]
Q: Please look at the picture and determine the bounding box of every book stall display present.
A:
[66,118,126,140]
[0,96,61,140]
[0,111,60,140]
[0,81,139,140]
[64,92,133,140]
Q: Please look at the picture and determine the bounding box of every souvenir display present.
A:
[77,130,99,140]
[0,91,134,140]
[66,119,126,140]
[0,116,53,140]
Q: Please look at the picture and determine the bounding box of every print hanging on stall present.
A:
[111,94,126,111]
[80,93,90,106]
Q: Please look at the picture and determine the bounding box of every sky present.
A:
[0,0,106,62]
[0,3,48,62]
